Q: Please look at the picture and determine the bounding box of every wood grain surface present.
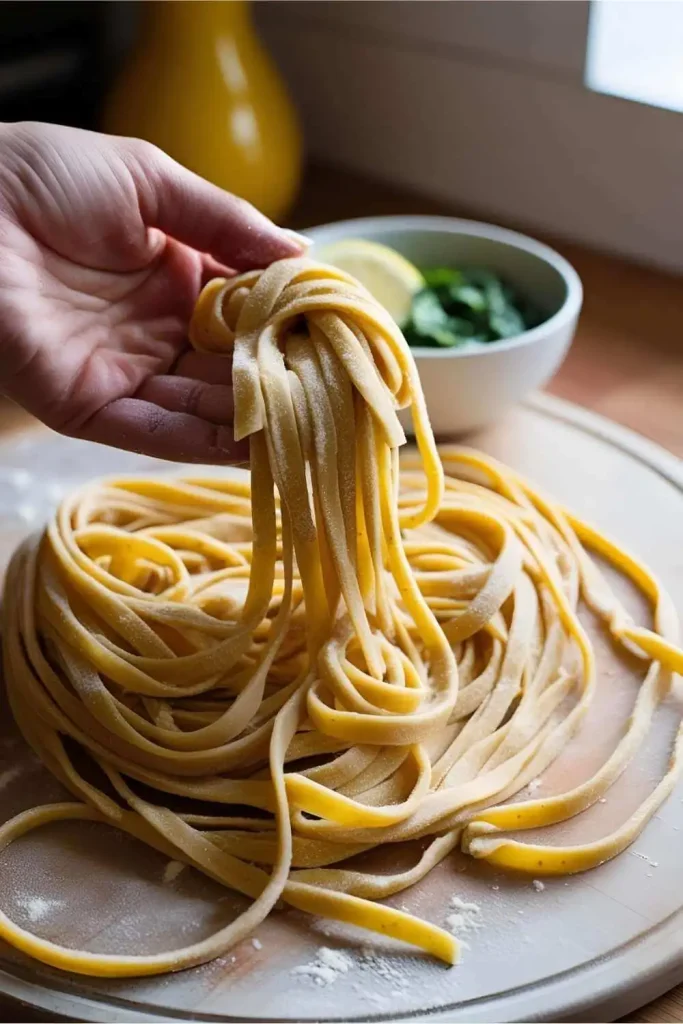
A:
[0,163,680,1023]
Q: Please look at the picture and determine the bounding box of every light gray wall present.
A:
[257,1,683,272]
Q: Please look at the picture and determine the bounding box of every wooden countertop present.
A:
[0,164,681,1024]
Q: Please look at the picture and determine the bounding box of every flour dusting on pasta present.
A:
[1,257,682,980]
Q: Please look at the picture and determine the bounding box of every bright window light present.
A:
[586,0,683,114]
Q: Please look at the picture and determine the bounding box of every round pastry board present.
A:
[0,393,680,1024]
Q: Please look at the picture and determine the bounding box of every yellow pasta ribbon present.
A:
[0,259,680,980]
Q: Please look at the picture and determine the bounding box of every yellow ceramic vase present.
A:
[103,0,302,222]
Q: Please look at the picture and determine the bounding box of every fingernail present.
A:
[281,228,313,249]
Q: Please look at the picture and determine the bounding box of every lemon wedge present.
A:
[315,239,424,325]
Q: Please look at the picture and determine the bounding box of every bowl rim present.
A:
[305,214,583,359]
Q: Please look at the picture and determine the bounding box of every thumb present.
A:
[126,139,309,270]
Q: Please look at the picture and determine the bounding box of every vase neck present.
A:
[139,1,251,43]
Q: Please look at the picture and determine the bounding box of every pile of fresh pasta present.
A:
[2,258,682,978]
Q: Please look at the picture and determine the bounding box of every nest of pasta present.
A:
[2,259,682,978]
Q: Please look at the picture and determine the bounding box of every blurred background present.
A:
[3,0,682,270]
[0,0,681,454]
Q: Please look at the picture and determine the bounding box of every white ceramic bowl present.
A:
[306,215,583,436]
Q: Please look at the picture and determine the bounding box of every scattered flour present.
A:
[351,985,391,1009]
[162,860,185,885]
[359,948,409,989]
[532,879,545,892]
[445,895,483,941]
[527,778,543,793]
[16,503,37,523]
[449,895,482,914]
[0,765,23,789]
[291,946,353,987]
[291,944,415,1000]
[46,482,67,502]
[17,895,63,923]
[631,851,658,867]
[10,470,32,490]
[252,937,262,950]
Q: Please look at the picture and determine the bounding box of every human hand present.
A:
[0,121,306,463]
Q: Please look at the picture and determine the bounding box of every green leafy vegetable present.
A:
[402,266,544,349]
[410,292,455,347]
[422,268,464,290]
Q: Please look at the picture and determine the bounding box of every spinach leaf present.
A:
[422,268,464,290]
[405,290,465,348]
[448,283,487,314]
[403,265,543,349]
[410,290,451,336]
[489,307,525,339]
